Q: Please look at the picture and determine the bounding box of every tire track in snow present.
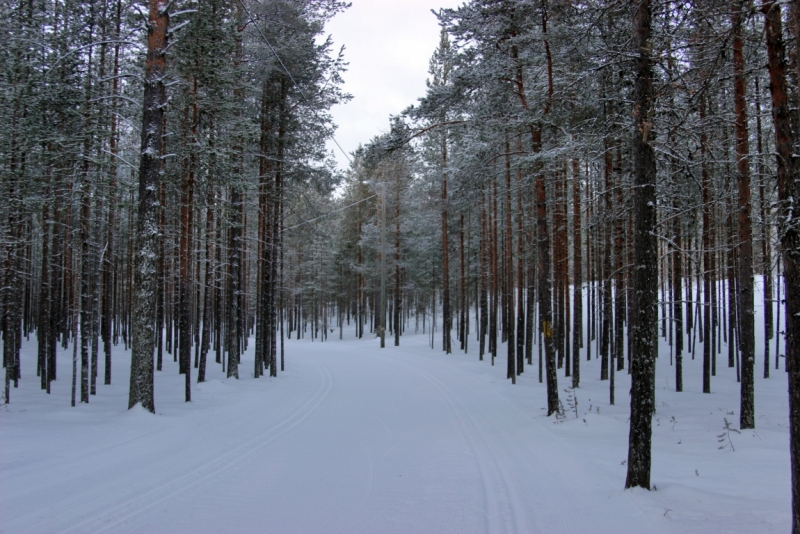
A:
[390,357,529,534]
[54,359,333,534]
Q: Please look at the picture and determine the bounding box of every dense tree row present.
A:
[0,0,348,408]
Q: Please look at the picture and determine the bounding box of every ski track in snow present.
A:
[1,309,792,533]
[386,349,622,534]
[80,361,333,534]
[389,356,525,534]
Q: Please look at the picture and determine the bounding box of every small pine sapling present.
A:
[718,417,741,451]
[564,388,579,419]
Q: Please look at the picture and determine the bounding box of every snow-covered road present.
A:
[2,331,791,533]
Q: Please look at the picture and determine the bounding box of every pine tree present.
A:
[129,0,169,412]
[625,0,657,491]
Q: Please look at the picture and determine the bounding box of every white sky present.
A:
[324,0,463,172]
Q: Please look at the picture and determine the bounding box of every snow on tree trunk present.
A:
[625,0,657,491]
[761,0,799,529]
[129,0,168,413]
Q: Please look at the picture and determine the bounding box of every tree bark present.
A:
[701,96,712,394]
[129,0,168,412]
[761,0,799,529]
[178,79,197,404]
[504,138,516,383]
[441,130,451,354]
[625,0,657,490]
[732,0,755,428]
[572,155,582,388]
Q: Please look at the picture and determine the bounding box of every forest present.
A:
[1,0,799,531]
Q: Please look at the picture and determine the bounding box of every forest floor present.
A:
[1,309,792,532]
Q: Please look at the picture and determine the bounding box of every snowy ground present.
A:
[1,295,792,532]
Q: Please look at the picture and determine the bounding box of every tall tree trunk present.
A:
[625,0,657,490]
[754,73,774,378]
[533,125,557,413]
[79,167,93,404]
[47,177,62,391]
[732,0,755,428]
[572,156,582,388]
[490,177,498,363]
[601,136,612,382]
[227,187,242,379]
[156,182,165,371]
[198,184,214,383]
[614,148,625,374]
[701,96,712,394]
[441,130,451,354]
[179,76,198,402]
[129,0,168,412]
[516,140,526,373]
[79,2,97,405]
[673,196,683,392]
[761,0,800,529]
[270,77,288,376]
[479,195,488,361]
[256,79,275,378]
[226,1,246,380]
[395,177,402,347]
[38,188,51,391]
[504,138,516,383]
[103,0,122,386]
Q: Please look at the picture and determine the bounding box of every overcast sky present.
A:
[323,0,462,171]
